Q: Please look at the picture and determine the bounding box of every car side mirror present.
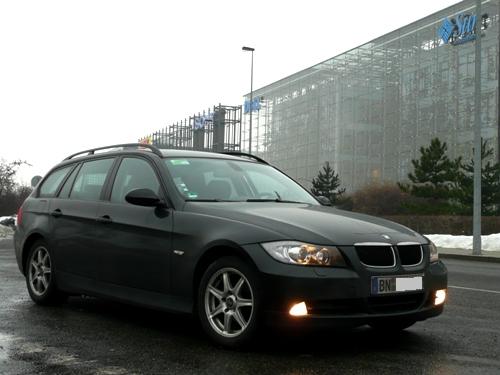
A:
[125,188,166,208]
[316,196,332,206]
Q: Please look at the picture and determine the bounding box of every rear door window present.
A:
[58,164,81,199]
[110,158,161,203]
[70,159,114,201]
[39,166,72,198]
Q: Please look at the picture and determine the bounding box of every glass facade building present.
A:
[243,0,500,192]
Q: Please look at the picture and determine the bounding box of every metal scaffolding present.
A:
[242,0,499,192]
[140,104,242,152]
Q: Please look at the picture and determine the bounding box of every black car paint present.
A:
[14,149,447,324]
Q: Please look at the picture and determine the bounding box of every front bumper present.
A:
[265,304,444,329]
[242,244,447,327]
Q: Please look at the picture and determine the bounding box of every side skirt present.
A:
[57,270,192,314]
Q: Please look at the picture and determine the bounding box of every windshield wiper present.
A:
[247,190,305,203]
[245,198,306,204]
[185,199,242,202]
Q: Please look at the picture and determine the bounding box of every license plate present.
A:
[371,275,423,295]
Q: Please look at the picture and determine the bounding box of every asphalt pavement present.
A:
[1,237,500,375]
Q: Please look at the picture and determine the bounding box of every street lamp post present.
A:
[242,46,254,154]
[472,0,482,255]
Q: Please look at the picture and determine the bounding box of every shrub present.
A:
[351,183,410,216]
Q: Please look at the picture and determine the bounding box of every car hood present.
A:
[184,202,428,246]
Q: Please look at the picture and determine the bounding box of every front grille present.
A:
[367,293,425,313]
[355,245,395,267]
[397,244,423,266]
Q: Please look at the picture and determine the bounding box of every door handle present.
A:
[96,215,112,224]
[50,209,62,218]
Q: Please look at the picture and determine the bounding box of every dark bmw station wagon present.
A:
[15,143,447,347]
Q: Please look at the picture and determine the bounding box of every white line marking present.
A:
[449,285,500,294]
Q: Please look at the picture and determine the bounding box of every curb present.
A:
[440,253,500,264]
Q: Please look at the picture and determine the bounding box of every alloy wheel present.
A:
[204,267,254,338]
[28,246,52,297]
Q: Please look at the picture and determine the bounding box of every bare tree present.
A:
[0,159,32,215]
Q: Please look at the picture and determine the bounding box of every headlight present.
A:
[429,241,439,262]
[261,241,346,266]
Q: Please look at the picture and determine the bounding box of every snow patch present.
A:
[426,233,500,251]
[0,215,16,227]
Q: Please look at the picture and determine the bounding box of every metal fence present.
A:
[140,104,242,152]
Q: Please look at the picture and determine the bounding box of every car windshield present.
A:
[163,157,318,204]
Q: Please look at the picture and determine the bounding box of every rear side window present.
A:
[39,166,72,197]
[58,164,81,199]
[70,159,114,201]
[110,158,161,203]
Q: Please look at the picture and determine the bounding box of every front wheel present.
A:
[197,256,260,347]
[26,240,66,305]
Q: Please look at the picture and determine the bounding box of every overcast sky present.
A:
[0,0,460,185]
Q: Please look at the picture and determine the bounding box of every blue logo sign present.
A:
[438,13,488,46]
[244,97,261,114]
[193,113,213,130]
[438,13,476,45]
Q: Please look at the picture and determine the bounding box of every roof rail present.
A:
[63,143,163,161]
[221,151,269,164]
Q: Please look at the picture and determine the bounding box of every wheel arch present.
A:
[192,243,258,311]
[21,232,45,275]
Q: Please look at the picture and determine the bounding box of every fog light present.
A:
[434,289,446,306]
[289,302,308,317]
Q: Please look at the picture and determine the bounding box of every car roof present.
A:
[57,144,266,169]
[159,149,252,161]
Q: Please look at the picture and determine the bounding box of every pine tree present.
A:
[455,139,500,215]
[311,162,345,204]
[400,138,460,200]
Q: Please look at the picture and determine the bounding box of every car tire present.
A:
[369,318,416,331]
[197,256,260,348]
[25,240,66,305]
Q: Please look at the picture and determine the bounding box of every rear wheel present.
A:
[26,240,66,305]
[369,318,416,331]
[197,256,260,347]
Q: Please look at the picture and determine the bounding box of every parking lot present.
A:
[1,237,499,375]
